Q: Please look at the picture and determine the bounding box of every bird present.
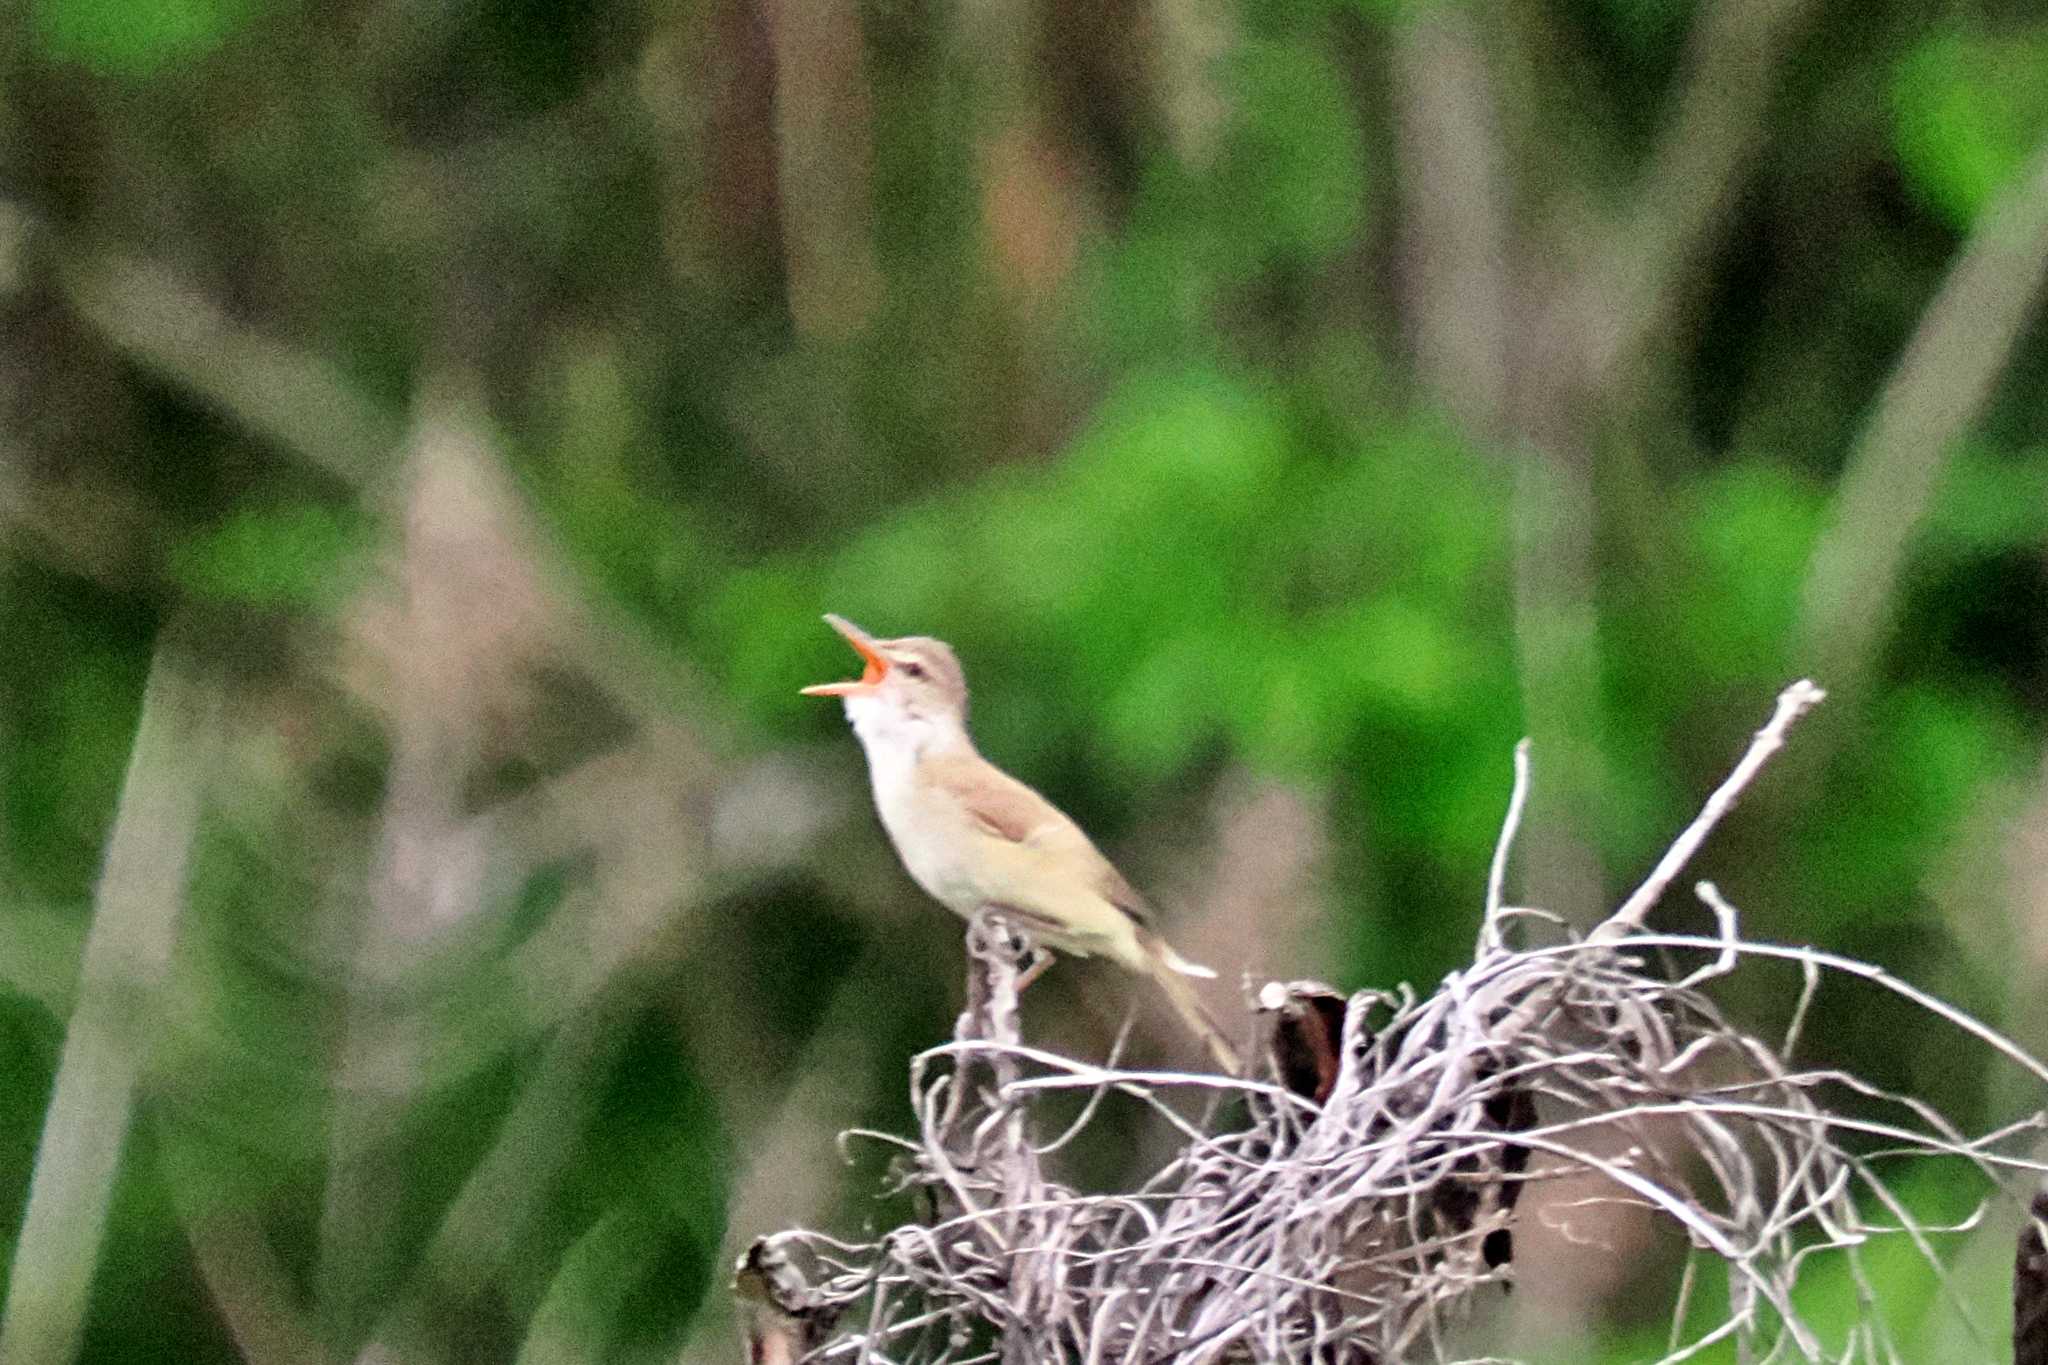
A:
[802,614,1240,1072]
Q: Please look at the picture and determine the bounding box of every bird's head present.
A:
[801,614,970,747]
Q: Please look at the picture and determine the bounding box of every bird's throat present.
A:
[845,697,968,787]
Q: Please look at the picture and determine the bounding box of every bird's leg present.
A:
[1014,945,1055,993]
[972,903,1054,990]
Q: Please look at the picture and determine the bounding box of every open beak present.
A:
[800,614,890,697]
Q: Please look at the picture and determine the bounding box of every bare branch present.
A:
[1593,678,1826,942]
[1482,738,1532,946]
[55,247,401,486]
[1580,0,1824,393]
[739,680,2045,1363]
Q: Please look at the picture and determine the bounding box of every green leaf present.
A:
[1886,685,2024,832]
[169,503,367,608]
[34,0,258,76]
[1892,27,2048,230]
[511,1209,674,1365]
[1215,39,1371,267]
[1326,597,1464,716]
[1677,462,1824,682]
[1100,627,1238,781]
[1799,685,2023,913]
[1066,366,1290,505]
[1923,444,2048,554]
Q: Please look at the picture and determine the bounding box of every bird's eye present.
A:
[901,661,927,680]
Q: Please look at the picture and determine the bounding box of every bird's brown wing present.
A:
[1091,855,1153,925]
[927,757,1048,844]
[926,754,1152,925]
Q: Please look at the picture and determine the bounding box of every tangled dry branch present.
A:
[737,681,2048,1363]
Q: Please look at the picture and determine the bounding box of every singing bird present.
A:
[802,614,1240,1072]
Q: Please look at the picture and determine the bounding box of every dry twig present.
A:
[740,680,2048,1363]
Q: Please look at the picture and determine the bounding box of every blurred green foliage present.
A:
[1894,28,2048,229]
[169,505,371,608]
[4,0,2048,1360]
[34,0,258,76]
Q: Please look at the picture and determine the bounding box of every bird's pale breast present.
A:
[850,714,1145,966]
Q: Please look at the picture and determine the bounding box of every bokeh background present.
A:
[3,0,2048,1359]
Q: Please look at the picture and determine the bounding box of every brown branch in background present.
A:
[0,637,221,1365]
[1797,133,2048,718]
[1115,768,1331,1084]
[1148,0,1232,170]
[1489,0,1825,428]
[640,0,783,298]
[322,385,524,1349]
[55,247,401,487]
[1574,0,1824,395]
[322,392,719,1359]
[0,209,160,590]
[1488,0,1820,942]
[1390,2,1510,440]
[308,440,721,1363]
[757,0,882,341]
[2003,750,2048,1072]
[1184,771,1330,979]
[1385,0,1611,950]
[957,0,1096,338]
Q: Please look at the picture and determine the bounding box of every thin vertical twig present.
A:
[1574,0,1825,395]
[1481,738,1533,954]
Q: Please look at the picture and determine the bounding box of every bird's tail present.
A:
[1141,936,1240,1074]
[1155,940,1217,979]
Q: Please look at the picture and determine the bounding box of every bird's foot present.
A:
[969,904,1052,986]
[1014,946,1054,993]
